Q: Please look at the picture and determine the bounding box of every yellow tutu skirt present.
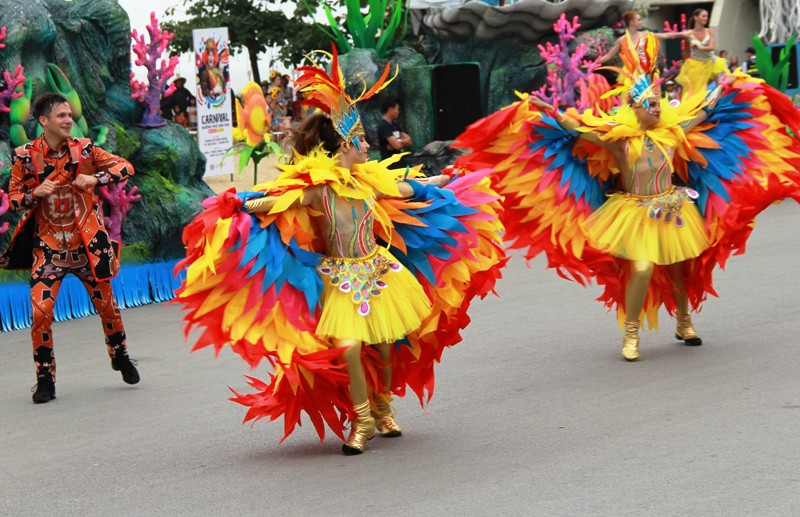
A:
[315,246,432,344]
[676,57,728,96]
[583,187,710,264]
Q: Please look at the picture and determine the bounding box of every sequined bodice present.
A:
[314,185,377,258]
[690,30,715,61]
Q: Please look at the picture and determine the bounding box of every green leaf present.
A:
[238,145,256,174]
[376,0,406,57]
[364,0,384,44]
[323,3,351,52]
[752,35,775,82]
[345,0,368,48]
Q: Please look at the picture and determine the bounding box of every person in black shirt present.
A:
[377,97,413,169]
[161,76,195,127]
[742,47,759,77]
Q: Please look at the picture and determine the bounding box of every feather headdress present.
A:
[295,46,397,150]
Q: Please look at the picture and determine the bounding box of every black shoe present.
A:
[111,355,140,385]
[32,376,56,404]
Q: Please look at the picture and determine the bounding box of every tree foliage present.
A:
[162,0,329,83]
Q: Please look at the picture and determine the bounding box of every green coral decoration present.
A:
[9,77,32,147]
[752,33,798,92]
[306,0,410,58]
[8,63,109,146]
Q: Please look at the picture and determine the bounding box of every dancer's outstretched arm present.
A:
[528,95,618,149]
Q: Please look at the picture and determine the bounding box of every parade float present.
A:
[314,0,631,171]
[0,0,212,330]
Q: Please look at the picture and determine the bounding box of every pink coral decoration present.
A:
[662,14,688,73]
[98,180,141,244]
[0,26,26,113]
[0,189,8,234]
[533,14,616,112]
[130,12,179,127]
[1,25,23,233]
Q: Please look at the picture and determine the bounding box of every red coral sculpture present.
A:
[98,180,141,244]
[533,14,616,112]
[130,12,179,127]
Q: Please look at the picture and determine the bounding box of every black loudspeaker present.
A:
[769,42,800,91]
[432,63,483,141]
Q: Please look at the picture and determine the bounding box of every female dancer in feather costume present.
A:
[453,36,800,361]
[676,8,729,97]
[174,49,506,454]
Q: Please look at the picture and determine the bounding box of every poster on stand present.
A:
[192,27,234,177]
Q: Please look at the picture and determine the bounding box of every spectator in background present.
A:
[269,95,292,138]
[377,97,413,169]
[162,76,195,128]
[187,97,197,129]
[743,47,759,76]
[728,54,740,70]
[664,79,681,104]
[281,74,293,116]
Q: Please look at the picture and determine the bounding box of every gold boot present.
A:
[342,400,375,455]
[621,320,641,362]
[372,394,403,437]
[675,313,703,346]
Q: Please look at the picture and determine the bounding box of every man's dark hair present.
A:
[381,97,400,115]
[33,93,70,120]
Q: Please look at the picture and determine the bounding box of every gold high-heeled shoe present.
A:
[621,320,641,362]
[342,400,375,455]
[372,394,402,437]
[675,313,703,346]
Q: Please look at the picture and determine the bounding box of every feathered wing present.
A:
[452,96,616,285]
[674,75,800,311]
[174,178,353,442]
[371,170,508,404]
[175,156,508,442]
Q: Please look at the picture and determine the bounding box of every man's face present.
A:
[388,104,400,120]
[39,102,73,143]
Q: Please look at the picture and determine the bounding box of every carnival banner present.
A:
[192,27,234,177]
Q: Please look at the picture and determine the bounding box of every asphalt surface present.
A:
[2,202,800,516]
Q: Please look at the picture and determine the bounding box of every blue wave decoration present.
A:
[0,260,185,332]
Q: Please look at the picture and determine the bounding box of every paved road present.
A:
[2,202,800,516]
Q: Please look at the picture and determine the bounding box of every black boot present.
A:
[110,344,140,385]
[32,347,56,404]
[32,375,56,403]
